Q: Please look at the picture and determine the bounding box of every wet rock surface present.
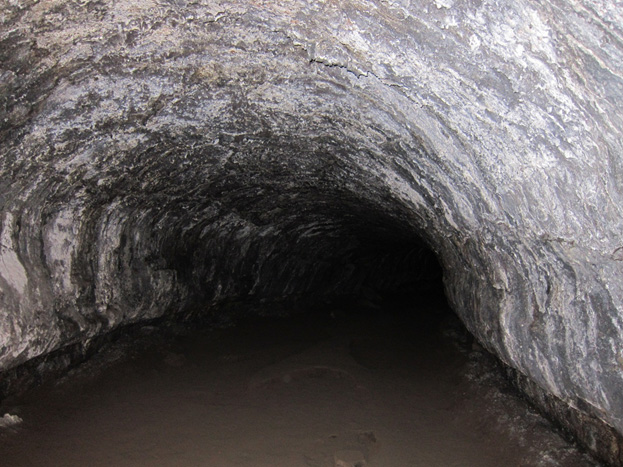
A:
[1,0,623,461]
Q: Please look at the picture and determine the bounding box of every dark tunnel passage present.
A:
[0,234,599,466]
[0,129,603,466]
[2,0,623,465]
[158,184,443,324]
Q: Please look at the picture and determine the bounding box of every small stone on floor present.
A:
[334,449,366,467]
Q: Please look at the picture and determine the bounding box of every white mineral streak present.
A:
[0,213,28,295]
[44,207,81,292]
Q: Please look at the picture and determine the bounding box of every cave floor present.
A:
[0,297,601,466]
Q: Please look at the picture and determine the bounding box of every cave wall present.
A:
[1,0,623,446]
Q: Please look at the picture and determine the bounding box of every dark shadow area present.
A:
[0,243,600,466]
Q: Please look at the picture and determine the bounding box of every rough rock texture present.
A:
[1,0,622,458]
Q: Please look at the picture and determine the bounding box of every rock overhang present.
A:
[1,0,623,453]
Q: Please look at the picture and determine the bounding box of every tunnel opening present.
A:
[0,69,610,467]
[0,201,601,466]
[169,196,446,329]
[0,64,608,466]
[2,0,622,463]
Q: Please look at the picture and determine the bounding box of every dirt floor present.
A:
[0,294,603,466]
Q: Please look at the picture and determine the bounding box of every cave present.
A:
[1,0,623,465]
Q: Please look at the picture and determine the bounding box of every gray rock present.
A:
[0,0,622,460]
[0,413,23,429]
[334,449,366,467]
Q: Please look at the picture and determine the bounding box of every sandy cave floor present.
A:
[0,296,603,466]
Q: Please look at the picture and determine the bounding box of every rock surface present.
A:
[1,0,622,451]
